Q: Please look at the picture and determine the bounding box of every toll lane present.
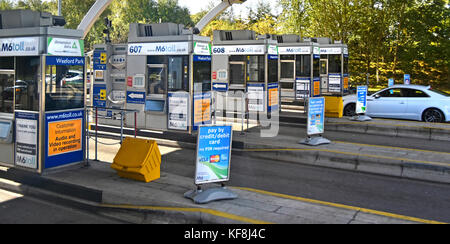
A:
[278,124,450,153]
[163,148,450,223]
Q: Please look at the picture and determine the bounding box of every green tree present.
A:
[0,0,13,10]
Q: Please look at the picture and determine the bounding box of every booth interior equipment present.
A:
[92,23,212,134]
[277,35,321,105]
[211,30,279,119]
[0,10,86,173]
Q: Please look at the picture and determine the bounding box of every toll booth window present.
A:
[168,56,189,92]
[313,58,320,77]
[193,57,211,93]
[230,63,245,85]
[247,55,265,82]
[0,57,14,113]
[229,56,246,85]
[328,55,342,74]
[45,61,85,111]
[148,66,167,95]
[15,56,40,111]
[280,55,294,80]
[280,61,294,79]
[296,55,311,77]
[343,56,349,74]
[268,58,278,83]
[320,60,327,75]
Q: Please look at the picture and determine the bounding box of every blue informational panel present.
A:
[296,78,310,100]
[15,111,39,169]
[307,97,325,136]
[267,83,279,112]
[193,92,212,131]
[44,110,84,169]
[356,86,368,114]
[247,83,265,112]
[195,125,233,185]
[93,50,107,71]
[193,55,211,62]
[46,56,85,66]
[92,84,107,108]
[212,83,228,92]
[168,92,189,131]
[404,74,410,85]
[388,78,395,87]
[126,91,146,104]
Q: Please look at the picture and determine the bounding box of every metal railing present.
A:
[85,106,139,162]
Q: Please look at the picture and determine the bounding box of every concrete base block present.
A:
[184,187,238,204]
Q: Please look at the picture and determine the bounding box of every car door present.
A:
[404,88,430,120]
[367,88,408,118]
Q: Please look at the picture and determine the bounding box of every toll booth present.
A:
[316,38,349,118]
[0,10,86,173]
[92,23,212,133]
[277,35,321,103]
[211,30,279,116]
[317,38,349,95]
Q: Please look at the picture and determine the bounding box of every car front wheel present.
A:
[344,103,356,116]
[422,108,445,123]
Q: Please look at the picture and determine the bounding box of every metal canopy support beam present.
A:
[78,0,246,39]
[195,0,247,32]
[78,0,114,39]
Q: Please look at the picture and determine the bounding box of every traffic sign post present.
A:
[299,97,331,146]
[184,125,238,204]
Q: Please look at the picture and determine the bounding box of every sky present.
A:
[177,0,281,16]
[12,0,281,17]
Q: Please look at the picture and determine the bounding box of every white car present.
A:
[343,85,450,123]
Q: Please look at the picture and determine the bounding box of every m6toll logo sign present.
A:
[0,37,39,56]
[128,42,189,55]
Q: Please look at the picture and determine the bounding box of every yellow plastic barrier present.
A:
[111,137,161,183]
[324,96,344,118]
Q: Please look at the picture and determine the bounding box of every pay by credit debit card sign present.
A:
[356,86,368,114]
[307,97,325,136]
[195,125,232,185]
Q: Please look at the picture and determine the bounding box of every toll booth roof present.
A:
[0,10,82,39]
[128,23,209,43]
[212,30,277,45]
[277,35,321,47]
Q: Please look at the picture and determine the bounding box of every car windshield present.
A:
[429,88,450,97]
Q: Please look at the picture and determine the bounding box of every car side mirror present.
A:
[374,94,381,99]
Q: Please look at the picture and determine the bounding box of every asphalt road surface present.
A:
[0,189,125,224]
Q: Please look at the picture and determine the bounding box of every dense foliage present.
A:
[1,0,448,89]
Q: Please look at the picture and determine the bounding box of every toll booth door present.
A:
[229,61,246,90]
[0,69,14,166]
[0,70,14,114]
[280,60,295,100]
[320,59,328,93]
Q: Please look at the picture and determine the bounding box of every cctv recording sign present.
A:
[195,125,233,185]
[45,110,84,169]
